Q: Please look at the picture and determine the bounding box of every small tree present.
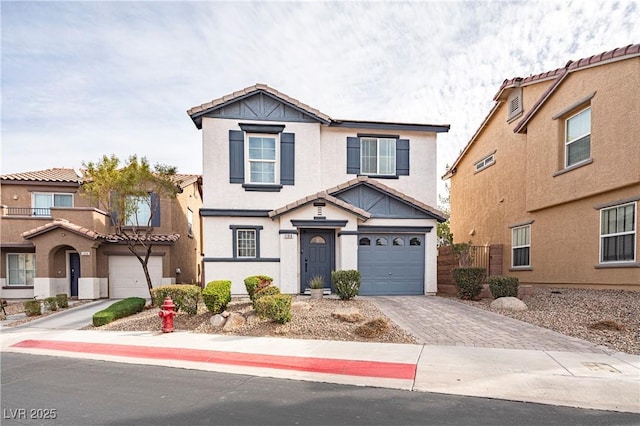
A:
[82,155,179,296]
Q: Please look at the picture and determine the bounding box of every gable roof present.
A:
[443,43,640,180]
[187,83,450,133]
[1,168,83,184]
[21,219,180,243]
[269,176,446,222]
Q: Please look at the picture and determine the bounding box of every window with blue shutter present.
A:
[346,136,409,177]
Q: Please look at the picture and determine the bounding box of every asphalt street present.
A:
[2,353,638,426]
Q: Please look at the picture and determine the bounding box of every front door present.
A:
[70,252,80,298]
[300,229,335,293]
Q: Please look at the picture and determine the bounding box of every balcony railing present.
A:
[3,207,51,217]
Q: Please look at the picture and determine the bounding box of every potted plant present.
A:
[309,275,325,300]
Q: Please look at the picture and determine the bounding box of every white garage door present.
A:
[109,256,162,299]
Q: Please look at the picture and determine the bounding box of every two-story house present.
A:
[0,168,203,299]
[443,44,640,290]
[188,84,448,295]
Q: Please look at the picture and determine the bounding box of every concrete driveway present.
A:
[1,299,117,332]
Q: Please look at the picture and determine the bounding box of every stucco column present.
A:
[279,231,299,293]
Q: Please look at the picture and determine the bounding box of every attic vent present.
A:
[507,88,523,122]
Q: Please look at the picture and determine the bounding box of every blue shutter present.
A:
[151,192,161,227]
[396,139,410,176]
[109,191,119,225]
[229,130,245,183]
[280,132,295,185]
[346,137,360,174]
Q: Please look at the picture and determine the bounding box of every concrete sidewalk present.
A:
[1,328,639,414]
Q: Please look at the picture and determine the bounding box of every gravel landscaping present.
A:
[3,288,639,354]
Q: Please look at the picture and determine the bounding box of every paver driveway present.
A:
[367,296,611,354]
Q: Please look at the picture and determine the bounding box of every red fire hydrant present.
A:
[158,296,177,333]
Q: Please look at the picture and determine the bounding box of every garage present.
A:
[357,234,425,295]
[108,256,162,299]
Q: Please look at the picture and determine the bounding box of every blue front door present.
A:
[70,253,80,297]
[300,229,335,293]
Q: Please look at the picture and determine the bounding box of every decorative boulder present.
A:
[244,312,261,325]
[331,307,364,323]
[490,297,528,311]
[355,317,389,338]
[291,301,312,313]
[209,314,226,327]
[222,312,246,331]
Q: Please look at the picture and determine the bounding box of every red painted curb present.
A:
[11,339,416,380]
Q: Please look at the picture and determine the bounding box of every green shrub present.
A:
[244,275,273,300]
[332,270,361,300]
[44,297,58,311]
[254,294,292,324]
[488,276,519,299]
[23,300,42,317]
[150,284,201,315]
[93,297,146,327]
[252,285,281,307]
[55,293,69,309]
[453,267,486,300]
[202,280,232,314]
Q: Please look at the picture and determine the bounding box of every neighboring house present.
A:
[187,84,449,295]
[0,168,203,299]
[443,44,640,290]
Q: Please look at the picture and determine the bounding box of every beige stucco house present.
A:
[443,44,640,290]
[0,168,203,299]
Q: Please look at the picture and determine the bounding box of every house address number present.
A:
[80,252,90,256]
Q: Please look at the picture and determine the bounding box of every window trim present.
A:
[360,137,397,176]
[511,224,531,268]
[245,133,279,185]
[564,106,591,168]
[599,202,637,264]
[230,225,263,259]
[6,253,36,286]
[31,192,74,216]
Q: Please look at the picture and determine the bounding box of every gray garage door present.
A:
[358,234,425,295]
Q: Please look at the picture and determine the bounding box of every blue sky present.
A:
[2,0,639,199]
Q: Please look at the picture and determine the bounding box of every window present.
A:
[475,153,495,172]
[565,107,591,167]
[32,193,73,216]
[310,236,326,244]
[187,208,194,238]
[600,203,636,263]
[409,237,422,246]
[361,137,396,175]
[7,253,36,286]
[512,225,531,267]
[376,237,388,246]
[393,237,404,246]
[237,229,256,258]
[230,225,263,259]
[359,237,371,246]
[248,134,277,184]
[125,195,151,226]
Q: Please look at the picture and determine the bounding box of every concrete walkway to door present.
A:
[366,295,611,354]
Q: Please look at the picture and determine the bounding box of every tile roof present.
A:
[172,174,202,189]
[269,176,447,222]
[1,168,83,183]
[187,83,333,124]
[269,191,372,220]
[21,219,180,243]
[327,176,448,221]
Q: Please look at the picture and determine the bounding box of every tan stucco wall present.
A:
[171,181,203,285]
[449,58,640,290]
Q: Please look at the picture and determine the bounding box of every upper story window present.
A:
[124,194,152,226]
[187,208,194,238]
[565,107,591,167]
[361,137,396,175]
[600,202,636,263]
[512,225,531,268]
[247,134,278,184]
[474,152,495,173]
[32,192,73,216]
